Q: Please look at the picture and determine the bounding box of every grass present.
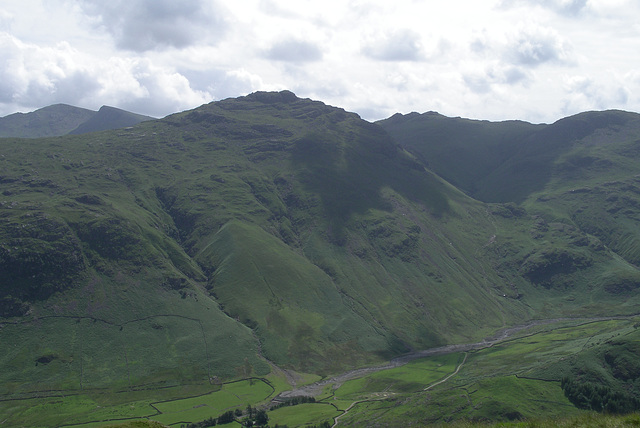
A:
[332,353,462,405]
[268,402,340,427]
[3,93,640,426]
[325,317,640,427]
[1,379,273,428]
[3,93,639,380]
[0,283,266,396]
[2,312,639,427]
[152,380,274,426]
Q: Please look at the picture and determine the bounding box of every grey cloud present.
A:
[555,0,588,15]
[79,0,227,52]
[499,0,588,16]
[180,69,257,100]
[2,68,100,110]
[0,34,100,108]
[463,74,492,94]
[503,67,528,84]
[265,39,323,62]
[362,29,424,61]
[23,71,100,107]
[563,76,630,111]
[507,26,569,66]
[470,37,487,54]
[464,65,529,94]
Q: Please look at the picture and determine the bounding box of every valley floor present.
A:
[4,314,636,427]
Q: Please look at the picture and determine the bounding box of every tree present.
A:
[255,409,269,426]
[217,410,236,425]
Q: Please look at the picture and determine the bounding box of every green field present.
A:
[269,402,340,427]
[2,305,640,427]
[1,379,274,428]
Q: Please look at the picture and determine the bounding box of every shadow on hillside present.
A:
[476,110,640,203]
[291,124,450,240]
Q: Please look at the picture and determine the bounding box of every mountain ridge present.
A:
[378,108,640,201]
[2,91,640,426]
[0,103,155,138]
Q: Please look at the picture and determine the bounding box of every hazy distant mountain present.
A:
[0,104,95,138]
[68,105,155,134]
[0,104,155,138]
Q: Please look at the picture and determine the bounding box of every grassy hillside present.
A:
[326,317,640,426]
[3,92,640,426]
[381,108,640,306]
[378,111,543,196]
[0,104,95,138]
[378,109,640,203]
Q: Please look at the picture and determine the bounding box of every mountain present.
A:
[0,104,95,138]
[68,105,155,134]
[379,108,640,279]
[2,92,640,426]
[378,109,640,203]
[377,111,543,200]
[0,104,154,138]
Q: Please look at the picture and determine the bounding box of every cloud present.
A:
[258,0,302,19]
[506,25,570,66]
[179,67,277,102]
[499,0,588,16]
[89,57,213,117]
[361,29,425,61]
[0,34,99,107]
[78,0,227,52]
[552,0,589,15]
[117,63,212,116]
[0,9,14,31]
[463,63,529,94]
[264,38,323,62]
[0,33,212,117]
[562,74,630,113]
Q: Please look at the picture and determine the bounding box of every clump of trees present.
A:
[242,404,268,427]
[270,395,316,410]
[561,377,640,414]
[181,405,268,428]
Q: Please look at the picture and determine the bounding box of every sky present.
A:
[1,0,639,123]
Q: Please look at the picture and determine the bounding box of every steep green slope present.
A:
[2,92,640,406]
[135,91,526,364]
[381,109,640,295]
[478,110,640,203]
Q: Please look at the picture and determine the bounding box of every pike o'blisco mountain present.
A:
[0,104,155,138]
[2,91,640,426]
